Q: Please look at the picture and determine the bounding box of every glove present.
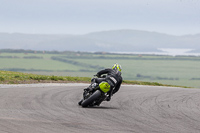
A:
[94,74,100,78]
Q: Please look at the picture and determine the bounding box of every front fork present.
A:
[83,83,98,100]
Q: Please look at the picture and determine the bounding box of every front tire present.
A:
[81,90,101,107]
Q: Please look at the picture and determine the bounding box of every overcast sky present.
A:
[0,0,200,35]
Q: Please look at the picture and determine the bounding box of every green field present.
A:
[0,50,200,88]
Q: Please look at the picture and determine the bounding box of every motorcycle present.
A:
[78,75,112,107]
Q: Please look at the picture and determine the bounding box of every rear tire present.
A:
[81,90,101,107]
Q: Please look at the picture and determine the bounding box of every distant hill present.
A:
[0,30,199,52]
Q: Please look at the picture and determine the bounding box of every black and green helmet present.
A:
[112,63,122,72]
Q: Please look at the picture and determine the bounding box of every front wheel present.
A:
[81,90,101,107]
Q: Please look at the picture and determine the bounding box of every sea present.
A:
[112,48,200,56]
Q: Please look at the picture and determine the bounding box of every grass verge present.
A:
[0,70,190,88]
[0,71,91,84]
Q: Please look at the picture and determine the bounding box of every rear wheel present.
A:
[81,90,101,107]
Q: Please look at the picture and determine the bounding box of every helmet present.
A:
[112,63,122,72]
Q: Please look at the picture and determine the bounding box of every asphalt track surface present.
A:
[0,83,200,133]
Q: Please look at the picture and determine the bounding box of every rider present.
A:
[93,63,123,101]
[79,63,123,105]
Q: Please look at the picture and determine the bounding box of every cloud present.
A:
[0,0,200,35]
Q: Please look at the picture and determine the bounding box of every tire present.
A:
[81,90,101,107]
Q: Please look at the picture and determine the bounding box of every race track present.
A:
[0,83,200,133]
